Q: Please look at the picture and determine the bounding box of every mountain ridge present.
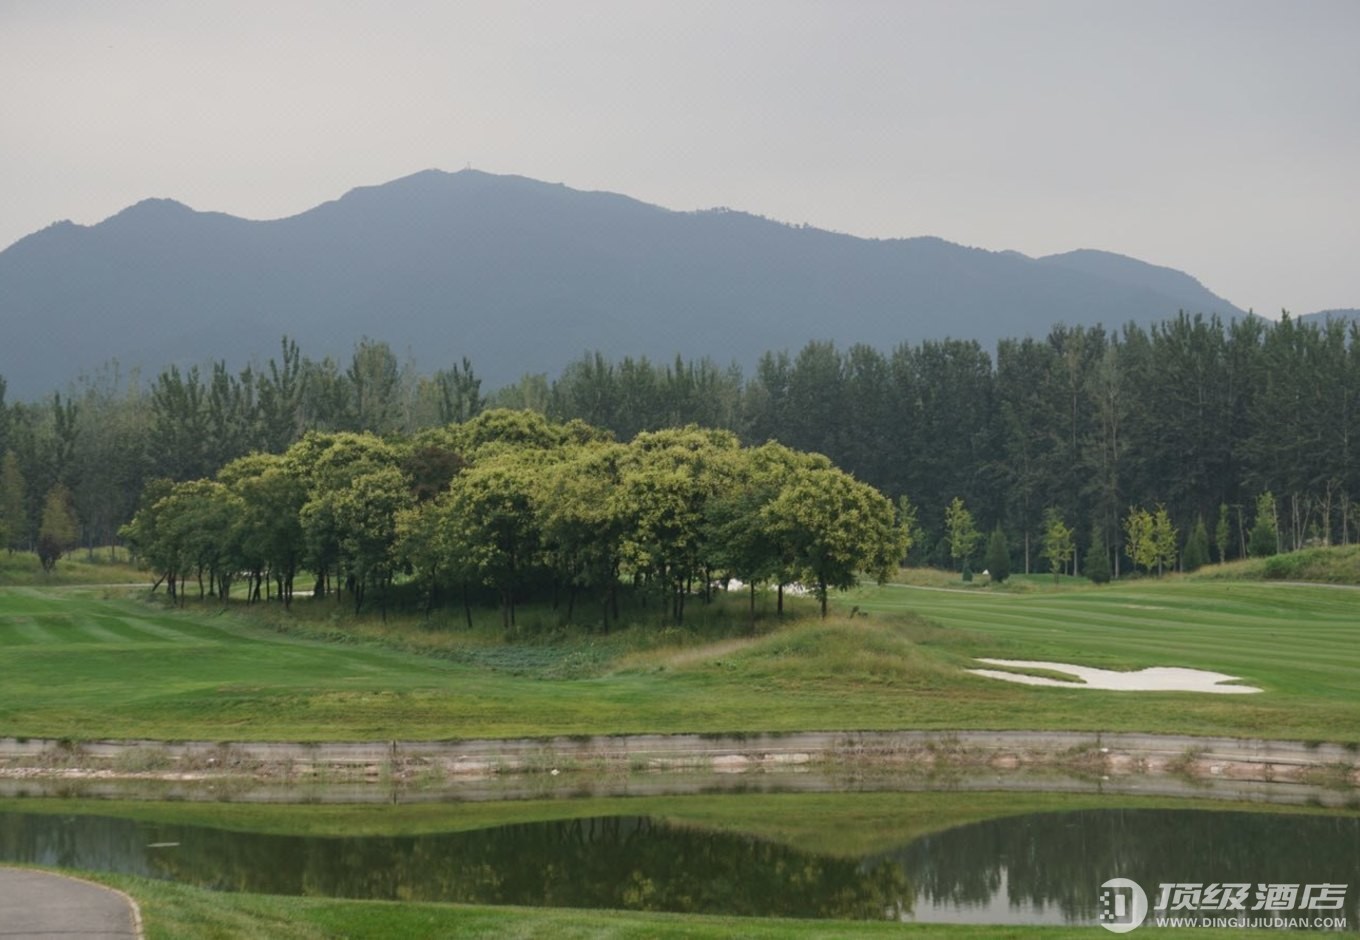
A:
[0,169,1254,399]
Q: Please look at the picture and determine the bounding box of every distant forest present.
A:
[0,311,1356,576]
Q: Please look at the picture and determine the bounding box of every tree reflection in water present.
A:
[885,809,1360,925]
[3,808,1356,925]
[0,812,911,919]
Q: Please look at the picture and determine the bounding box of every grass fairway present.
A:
[850,575,1360,742]
[0,573,1357,742]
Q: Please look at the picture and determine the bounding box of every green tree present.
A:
[983,525,1010,583]
[1040,508,1074,582]
[895,495,923,566]
[1248,491,1279,558]
[345,338,405,434]
[944,496,981,574]
[299,355,351,431]
[0,450,26,552]
[148,365,210,481]
[69,364,150,557]
[620,428,739,625]
[489,373,551,413]
[255,336,306,453]
[119,479,183,597]
[1083,519,1112,584]
[765,466,907,618]
[431,357,485,425]
[537,440,632,630]
[220,453,307,605]
[1124,506,1154,575]
[704,443,831,629]
[170,479,245,601]
[329,465,412,614]
[444,451,549,629]
[1183,515,1210,572]
[394,499,459,619]
[451,408,572,459]
[1149,505,1179,576]
[287,431,403,599]
[36,483,79,572]
[1214,503,1231,563]
[1083,339,1128,578]
[993,337,1056,573]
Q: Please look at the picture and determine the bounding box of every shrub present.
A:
[1084,542,1112,584]
[1183,517,1210,572]
[984,526,1010,583]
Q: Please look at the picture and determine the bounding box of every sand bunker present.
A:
[969,658,1262,694]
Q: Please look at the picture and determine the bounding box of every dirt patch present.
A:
[656,637,762,669]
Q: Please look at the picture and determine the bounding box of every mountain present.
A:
[0,169,1249,399]
[1300,309,1360,326]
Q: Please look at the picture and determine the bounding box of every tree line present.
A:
[541,312,1356,575]
[0,311,1355,577]
[118,411,906,626]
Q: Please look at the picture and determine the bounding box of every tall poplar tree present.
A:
[36,483,79,571]
[944,496,981,574]
[1041,508,1074,582]
[0,451,26,552]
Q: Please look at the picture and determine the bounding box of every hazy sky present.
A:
[2,0,1357,316]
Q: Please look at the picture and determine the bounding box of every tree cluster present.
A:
[119,411,907,625]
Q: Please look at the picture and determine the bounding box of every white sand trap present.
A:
[969,658,1262,694]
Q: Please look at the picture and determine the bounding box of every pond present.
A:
[3,806,1358,927]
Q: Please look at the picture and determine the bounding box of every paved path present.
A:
[0,867,140,939]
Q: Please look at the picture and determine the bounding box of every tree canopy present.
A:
[121,411,907,623]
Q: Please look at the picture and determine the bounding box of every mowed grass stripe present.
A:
[878,582,1356,635]
[881,579,1357,617]
[106,614,217,643]
[68,618,133,643]
[880,593,1331,635]
[903,602,1337,652]
[903,595,1349,647]
[0,619,55,645]
[92,614,212,645]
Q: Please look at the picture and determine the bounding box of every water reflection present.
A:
[1,808,1356,926]
[889,810,1360,927]
[0,813,910,919]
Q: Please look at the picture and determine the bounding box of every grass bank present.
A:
[71,874,1276,940]
[0,549,141,586]
[1188,544,1360,585]
[0,561,1357,742]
